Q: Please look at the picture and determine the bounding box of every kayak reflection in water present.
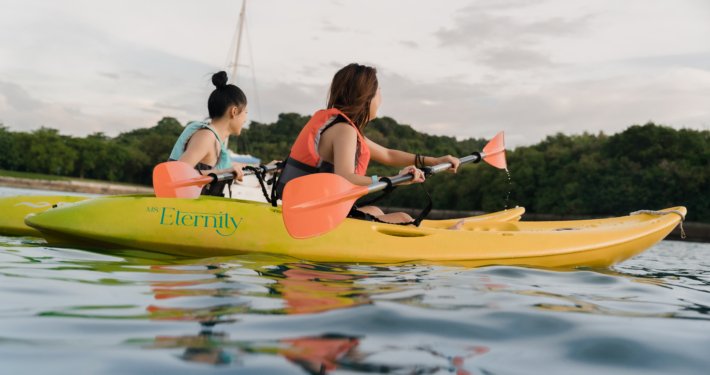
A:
[263,262,371,314]
[147,324,489,373]
[143,261,368,370]
[148,321,361,370]
[275,63,460,224]
[139,261,489,373]
[146,261,371,317]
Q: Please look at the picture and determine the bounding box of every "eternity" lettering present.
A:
[159,207,243,236]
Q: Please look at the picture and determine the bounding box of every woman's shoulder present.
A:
[184,120,213,131]
[187,128,218,146]
[322,122,359,149]
[328,121,358,136]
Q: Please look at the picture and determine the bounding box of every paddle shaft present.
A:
[174,163,280,188]
[366,152,486,193]
[209,163,280,182]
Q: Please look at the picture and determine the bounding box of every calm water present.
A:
[1,187,709,374]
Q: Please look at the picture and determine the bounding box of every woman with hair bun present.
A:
[277,63,460,224]
[168,71,248,197]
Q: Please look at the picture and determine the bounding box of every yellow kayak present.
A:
[0,195,89,236]
[24,195,683,268]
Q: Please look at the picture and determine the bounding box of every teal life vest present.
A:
[168,121,234,197]
[169,121,232,170]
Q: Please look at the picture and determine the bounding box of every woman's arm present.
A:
[328,125,428,186]
[178,130,213,168]
[178,130,244,181]
[330,125,373,186]
[366,138,461,172]
[330,127,426,186]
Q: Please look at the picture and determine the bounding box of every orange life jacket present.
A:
[275,108,371,199]
[291,108,370,174]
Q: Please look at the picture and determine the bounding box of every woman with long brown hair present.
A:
[277,63,459,224]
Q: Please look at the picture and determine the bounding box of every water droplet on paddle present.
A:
[504,169,512,210]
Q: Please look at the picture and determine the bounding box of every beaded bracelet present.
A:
[414,153,426,169]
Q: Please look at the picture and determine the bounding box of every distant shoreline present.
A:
[0,176,152,195]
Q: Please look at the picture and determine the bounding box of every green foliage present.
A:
[0,118,182,186]
[0,125,27,171]
[0,117,707,222]
[235,113,310,161]
[25,128,78,175]
[115,117,184,184]
[440,124,709,221]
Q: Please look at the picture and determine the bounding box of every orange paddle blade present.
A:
[153,161,212,198]
[482,131,507,170]
[282,173,368,239]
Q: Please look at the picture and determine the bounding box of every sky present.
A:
[1,0,709,147]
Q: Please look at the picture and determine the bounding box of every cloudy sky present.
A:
[1,0,709,147]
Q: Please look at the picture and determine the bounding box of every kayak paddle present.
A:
[153,161,280,198]
[282,131,507,239]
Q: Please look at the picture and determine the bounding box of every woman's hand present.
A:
[394,165,425,185]
[433,155,460,173]
[230,162,246,182]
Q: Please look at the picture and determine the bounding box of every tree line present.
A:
[1,115,707,222]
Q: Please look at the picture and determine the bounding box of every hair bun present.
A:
[212,71,229,89]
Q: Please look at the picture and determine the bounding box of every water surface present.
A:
[1,187,708,374]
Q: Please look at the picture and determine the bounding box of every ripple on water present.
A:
[565,336,707,373]
[483,311,575,339]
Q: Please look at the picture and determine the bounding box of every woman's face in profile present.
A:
[370,87,381,119]
[231,105,248,135]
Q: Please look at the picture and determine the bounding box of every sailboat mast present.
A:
[230,0,247,83]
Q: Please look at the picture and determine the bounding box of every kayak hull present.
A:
[0,195,88,236]
[24,195,683,268]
